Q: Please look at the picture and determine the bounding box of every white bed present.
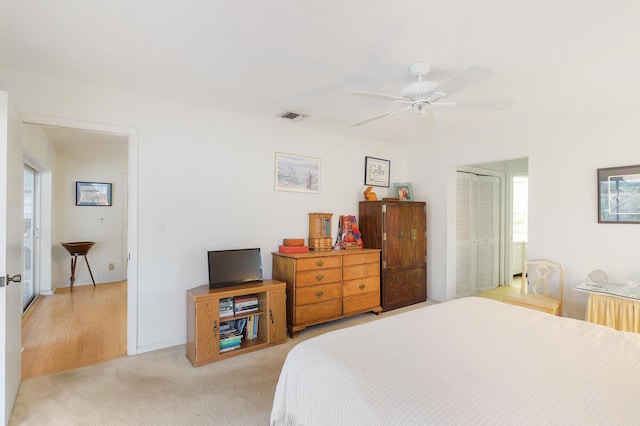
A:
[271,297,640,425]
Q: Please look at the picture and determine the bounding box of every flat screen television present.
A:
[208,248,263,289]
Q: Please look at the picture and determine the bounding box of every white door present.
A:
[456,171,500,297]
[0,91,23,425]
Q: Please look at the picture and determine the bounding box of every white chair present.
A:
[503,259,565,316]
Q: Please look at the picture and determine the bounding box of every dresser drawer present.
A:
[296,283,342,306]
[406,267,426,285]
[384,270,407,289]
[343,290,380,315]
[296,256,342,271]
[343,251,379,267]
[343,262,379,281]
[383,282,426,310]
[295,299,342,324]
[296,268,342,287]
[343,275,379,298]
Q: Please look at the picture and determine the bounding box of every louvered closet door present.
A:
[476,176,500,292]
[456,172,500,297]
[456,172,477,297]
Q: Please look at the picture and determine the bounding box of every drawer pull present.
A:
[316,291,324,298]
[413,272,420,279]
[213,320,218,337]
[316,260,324,267]
[359,283,366,290]
[411,228,417,240]
[269,309,275,324]
[414,288,420,294]
[392,275,400,283]
[316,274,324,281]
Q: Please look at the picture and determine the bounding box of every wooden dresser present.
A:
[359,201,427,311]
[272,248,381,337]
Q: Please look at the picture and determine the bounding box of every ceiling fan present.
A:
[349,62,513,126]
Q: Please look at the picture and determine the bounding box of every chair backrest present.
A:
[520,259,565,300]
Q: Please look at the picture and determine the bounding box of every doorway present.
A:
[21,114,139,358]
[450,158,529,300]
[510,175,528,283]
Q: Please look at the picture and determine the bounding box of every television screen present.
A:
[208,248,263,289]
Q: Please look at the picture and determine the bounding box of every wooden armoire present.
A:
[359,200,427,311]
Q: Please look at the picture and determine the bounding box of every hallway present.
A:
[21,281,127,379]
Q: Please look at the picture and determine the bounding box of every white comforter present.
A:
[271,297,640,425]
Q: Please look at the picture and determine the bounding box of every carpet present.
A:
[10,301,432,425]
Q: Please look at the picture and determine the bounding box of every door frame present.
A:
[21,113,139,356]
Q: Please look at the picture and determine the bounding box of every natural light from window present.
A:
[513,176,528,242]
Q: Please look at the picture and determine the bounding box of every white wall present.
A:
[0,68,408,352]
[52,148,127,287]
[407,106,640,319]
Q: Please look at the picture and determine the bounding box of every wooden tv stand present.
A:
[186,279,286,367]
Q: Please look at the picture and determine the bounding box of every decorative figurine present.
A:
[364,186,378,201]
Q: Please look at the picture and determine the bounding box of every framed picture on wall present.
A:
[274,152,321,193]
[364,156,390,187]
[76,181,112,206]
[597,164,640,223]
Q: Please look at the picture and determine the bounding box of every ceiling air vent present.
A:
[278,111,308,121]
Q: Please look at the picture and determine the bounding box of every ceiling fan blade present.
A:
[349,91,408,103]
[428,66,495,100]
[443,98,515,110]
[350,106,413,127]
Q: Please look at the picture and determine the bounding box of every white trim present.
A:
[21,113,139,356]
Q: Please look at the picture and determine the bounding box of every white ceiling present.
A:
[3,1,640,145]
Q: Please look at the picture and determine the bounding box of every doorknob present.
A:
[1,274,22,287]
[8,274,22,283]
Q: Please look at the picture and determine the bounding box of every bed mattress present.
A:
[271,297,640,425]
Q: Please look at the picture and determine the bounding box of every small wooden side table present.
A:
[61,242,96,291]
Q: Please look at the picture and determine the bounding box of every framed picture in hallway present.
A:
[76,181,112,206]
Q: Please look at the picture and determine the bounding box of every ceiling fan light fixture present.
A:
[400,80,440,101]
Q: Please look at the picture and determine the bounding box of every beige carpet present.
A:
[10,301,433,426]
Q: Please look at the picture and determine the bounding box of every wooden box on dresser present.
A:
[272,248,382,337]
[359,200,427,311]
[186,280,286,367]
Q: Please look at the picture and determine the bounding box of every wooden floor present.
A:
[21,281,127,379]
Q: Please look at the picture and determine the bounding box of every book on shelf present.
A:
[219,322,243,350]
[234,295,258,314]
[234,306,258,314]
[234,294,258,306]
[244,314,260,340]
[220,345,240,353]
[219,297,235,317]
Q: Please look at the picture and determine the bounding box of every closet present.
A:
[456,172,500,297]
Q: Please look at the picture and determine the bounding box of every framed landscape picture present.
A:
[76,181,112,206]
[275,152,320,193]
[598,164,640,223]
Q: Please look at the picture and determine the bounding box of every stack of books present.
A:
[245,315,259,340]
[219,297,234,318]
[219,323,243,352]
[234,294,258,314]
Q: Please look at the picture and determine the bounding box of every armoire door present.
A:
[382,202,425,269]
